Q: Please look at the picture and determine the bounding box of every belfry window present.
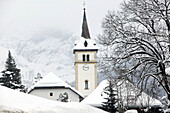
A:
[87,55,90,61]
[85,80,89,90]
[83,54,85,61]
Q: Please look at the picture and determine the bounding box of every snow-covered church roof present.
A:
[28,72,83,97]
[73,37,98,53]
[81,79,162,108]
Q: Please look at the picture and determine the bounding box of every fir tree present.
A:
[0,51,25,91]
[57,92,69,102]
[102,77,118,113]
[34,73,42,84]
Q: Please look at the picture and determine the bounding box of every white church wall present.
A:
[77,63,96,97]
[29,88,80,102]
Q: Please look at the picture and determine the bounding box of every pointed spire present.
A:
[81,8,91,39]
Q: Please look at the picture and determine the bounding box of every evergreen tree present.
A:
[102,77,118,113]
[34,73,42,84]
[57,92,69,102]
[0,51,25,91]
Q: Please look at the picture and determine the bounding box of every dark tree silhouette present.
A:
[102,77,118,113]
[0,51,25,92]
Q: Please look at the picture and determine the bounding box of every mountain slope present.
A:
[0,30,76,88]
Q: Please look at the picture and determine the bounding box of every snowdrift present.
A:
[0,86,106,113]
[82,80,162,108]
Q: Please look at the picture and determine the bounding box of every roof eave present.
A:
[28,86,84,98]
[73,49,98,54]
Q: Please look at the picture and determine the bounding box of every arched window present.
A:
[87,54,90,61]
[85,80,88,90]
[83,54,85,61]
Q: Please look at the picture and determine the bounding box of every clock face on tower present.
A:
[83,64,89,71]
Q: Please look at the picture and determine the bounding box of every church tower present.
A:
[73,8,98,97]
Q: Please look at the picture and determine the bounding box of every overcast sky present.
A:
[0,0,123,39]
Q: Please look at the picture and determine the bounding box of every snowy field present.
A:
[0,86,106,113]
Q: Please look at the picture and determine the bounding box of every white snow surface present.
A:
[164,108,170,113]
[165,67,170,86]
[32,72,70,87]
[82,80,162,107]
[0,86,106,113]
[124,110,138,113]
[165,67,170,75]
[73,37,98,50]
[81,79,107,107]
[28,72,83,97]
[5,71,13,74]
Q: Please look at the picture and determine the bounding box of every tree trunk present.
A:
[168,94,170,108]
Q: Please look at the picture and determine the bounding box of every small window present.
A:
[50,92,53,96]
[85,80,89,90]
[84,40,88,47]
[87,55,90,61]
[83,54,85,61]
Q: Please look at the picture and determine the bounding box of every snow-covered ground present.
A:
[124,110,138,113]
[0,86,106,113]
[82,80,162,108]
[164,108,170,113]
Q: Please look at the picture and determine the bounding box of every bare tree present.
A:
[34,73,42,84]
[99,0,170,105]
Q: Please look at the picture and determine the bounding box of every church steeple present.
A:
[73,7,98,98]
[81,8,91,39]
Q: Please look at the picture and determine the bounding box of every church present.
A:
[27,8,163,112]
[73,8,98,98]
[28,8,98,101]
[28,72,84,102]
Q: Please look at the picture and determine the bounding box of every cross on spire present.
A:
[83,1,86,8]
